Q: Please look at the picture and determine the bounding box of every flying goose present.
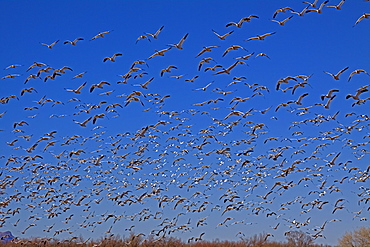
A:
[226,18,245,28]
[72,72,86,79]
[99,90,114,96]
[26,62,47,71]
[103,53,122,62]
[346,88,368,100]
[212,30,233,40]
[287,93,309,105]
[275,103,290,111]
[222,45,246,57]
[133,77,154,89]
[124,96,144,107]
[92,114,106,124]
[148,47,171,59]
[64,82,87,94]
[196,46,219,57]
[256,53,270,59]
[235,52,255,60]
[348,69,369,81]
[303,0,319,8]
[73,117,92,127]
[136,35,150,43]
[194,81,213,91]
[327,0,346,10]
[118,68,142,79]
[273,7,294,18]
[254,85,270,92]
[133,72,148,79]
[90,81,111,92]
[233,76,246,81]
[55,66,73,74]
[167,33,188,49]
[315,95,337,109]
[185,75,199,82]
[40,40,59,49]
[155,95,170,104]
[170,74,186,79]
[105,103,123,111]
[321,89,339,100]
[291,5,310,16]
[246,32,276,41]
[294,74,313,81]
[227,79,242,87]
[332,206,345,214]
[36,66,53,77]
[226,15,259,28]
[276,76,297,90]
[242,15,259,22]
[4,64,22,70]
[160,65,177,76]
[145,26,164,39]
[292,82,310,94]
[198,57,214,70]
[20,87,37,96]
[353,13,370,26]
[214,61,245,75]
[6,139,18,146]
[2,74,21,79]
[13,120,28,128]
[272,16,293,26]
[44,73,61,82]
[256,106,272,114]
[306,0,329,13]
[130,60,147,68]
[324,66,349,80]
[64,38,84,45]
[90,30,113,40]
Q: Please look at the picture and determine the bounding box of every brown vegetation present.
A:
[4,232,333,247]
[338,227,370,247]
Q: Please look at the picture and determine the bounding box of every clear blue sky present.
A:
[0,0,369,245]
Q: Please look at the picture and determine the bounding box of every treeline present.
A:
[5,227,368,246]
[3,231,334,247]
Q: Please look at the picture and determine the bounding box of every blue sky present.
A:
[0,0,369,245]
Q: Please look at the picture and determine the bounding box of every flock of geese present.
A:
[1,0,369,245]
